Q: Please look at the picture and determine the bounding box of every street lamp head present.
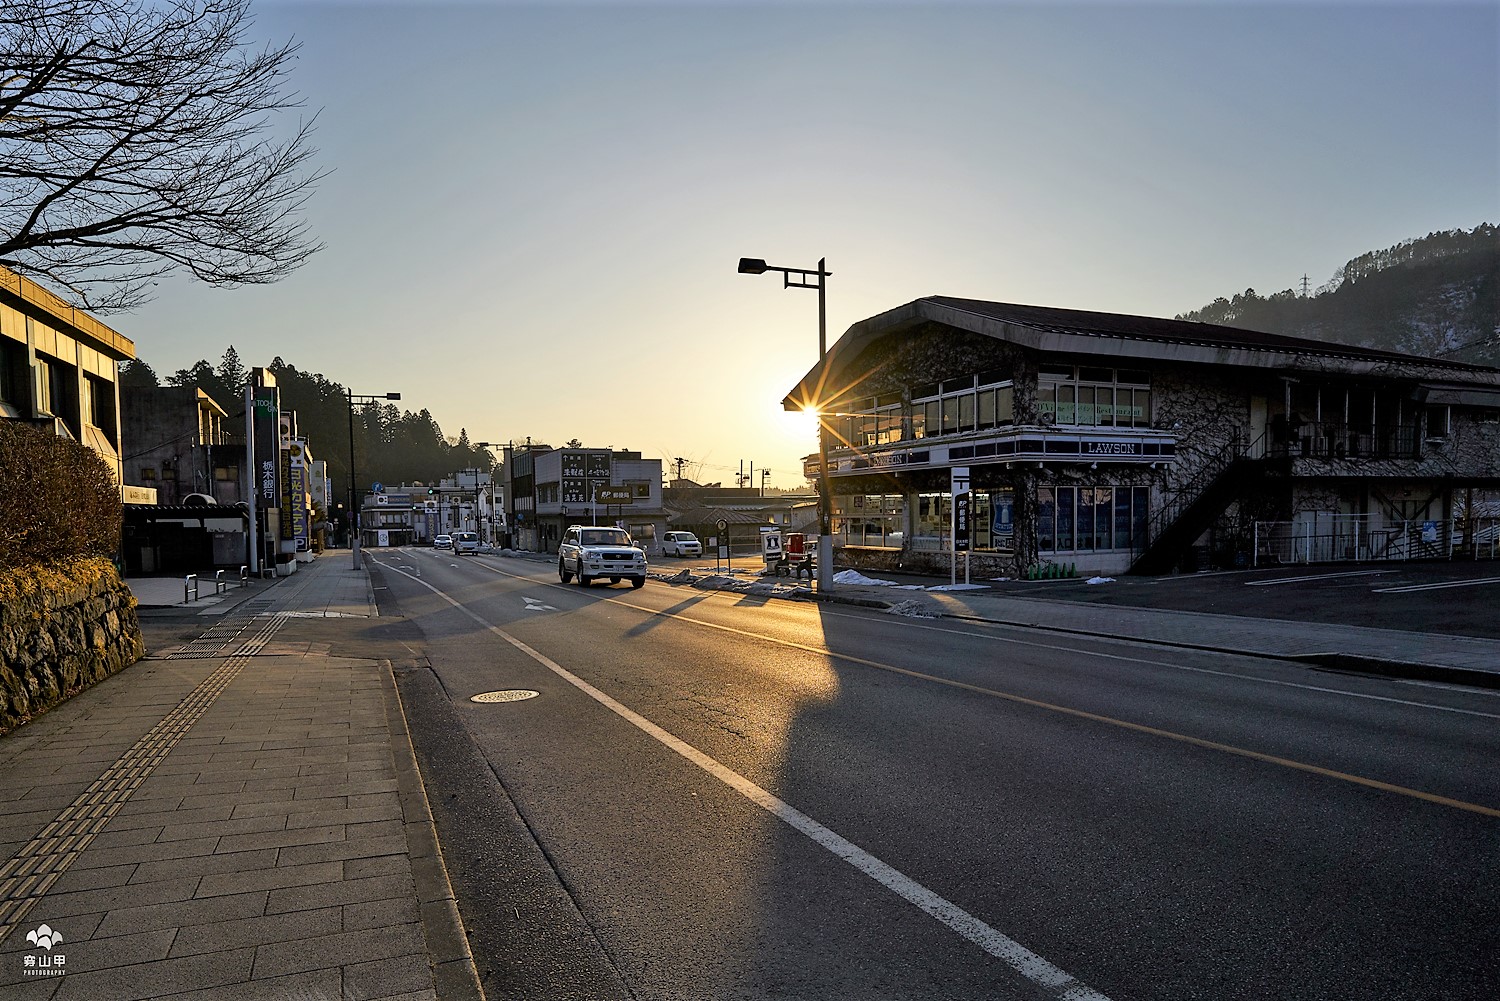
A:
[737,257,769,275]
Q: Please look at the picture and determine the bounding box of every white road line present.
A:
[804,610,1500,719]
[1246,570,1394,586]
[1373,576,1500,594]
[470,560,1500,717]
[374,556,1111,1001]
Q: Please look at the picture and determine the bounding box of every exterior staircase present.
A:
[1129,431,1278,574]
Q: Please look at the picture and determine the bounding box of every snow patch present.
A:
[886,600,939,618]
[926,583,988,592]
[1085,576,1116,585]
[832,570,921,588]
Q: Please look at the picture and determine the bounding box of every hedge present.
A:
[0,421,121,569]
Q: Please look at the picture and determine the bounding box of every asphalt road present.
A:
[375,548,1500,1001]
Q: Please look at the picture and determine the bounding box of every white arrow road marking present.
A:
[523,596,558,612]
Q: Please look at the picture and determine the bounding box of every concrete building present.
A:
[0,266,138,493]
[121,386,243,506]
[783,297,1500,577]
[524,448,666,554]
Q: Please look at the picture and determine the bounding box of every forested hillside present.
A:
[119,350,495,498]
[1177,224,1499,365]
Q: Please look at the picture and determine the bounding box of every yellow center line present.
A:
[450,556,1500,820]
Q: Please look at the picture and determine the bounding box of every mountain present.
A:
[1177,224,1499,366]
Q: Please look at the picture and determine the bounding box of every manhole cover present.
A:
[470,690,540,704]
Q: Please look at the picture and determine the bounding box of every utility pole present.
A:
[673,457,686,481]
[1301,273,1310,297]
[760,468,770,497]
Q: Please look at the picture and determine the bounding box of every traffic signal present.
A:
[427,487,435,495]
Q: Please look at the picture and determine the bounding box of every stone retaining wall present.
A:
[0,559,145,733]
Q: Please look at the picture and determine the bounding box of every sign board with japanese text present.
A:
[951,466,970,552]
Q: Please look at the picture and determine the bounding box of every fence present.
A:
[1253,515,1500,566]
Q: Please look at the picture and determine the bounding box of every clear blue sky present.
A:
[125,0,1499,489]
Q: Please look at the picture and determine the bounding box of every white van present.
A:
[452,531,480,555]
[662,531,702,558]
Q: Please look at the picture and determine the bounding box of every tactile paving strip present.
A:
[0,613,285,945]
[165,599,276,659]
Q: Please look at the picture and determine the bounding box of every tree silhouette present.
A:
[0,0,325,311]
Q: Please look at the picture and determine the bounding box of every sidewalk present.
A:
[0,555,482,1000]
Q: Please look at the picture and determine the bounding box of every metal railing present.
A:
[1269,421,1421,460]
[1251,515,1500,565]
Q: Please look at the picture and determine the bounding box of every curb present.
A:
[1280,651,1500,691]
[653,569,1500,692]
[380,659,486,1001]
[875,600,1500,691]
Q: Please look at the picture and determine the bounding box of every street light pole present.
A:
[738,256,835,592]
[347,390,400,570]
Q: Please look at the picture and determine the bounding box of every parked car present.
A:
[661,531,703,558]
[434,534,452,550]
[558,525,647,588]
[452,531,479,555]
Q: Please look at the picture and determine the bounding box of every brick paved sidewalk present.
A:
[0,556,481,1001]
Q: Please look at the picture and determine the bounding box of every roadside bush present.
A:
[0,421,120,569]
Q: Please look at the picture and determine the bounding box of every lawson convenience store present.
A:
[782,296,1500,577]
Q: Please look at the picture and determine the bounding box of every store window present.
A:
[913,492,949,550]
[1038,367,1151,428]
[834,493,905,548]
[1038,485,1149,554]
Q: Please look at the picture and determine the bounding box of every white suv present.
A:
[661,531,702,558]
[559,526,647,589]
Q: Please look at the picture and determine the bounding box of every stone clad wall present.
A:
[0,559,145,733]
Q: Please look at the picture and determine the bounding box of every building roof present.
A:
[784,296,1500,410]
[0,264,135,360]
[668,506,775,527]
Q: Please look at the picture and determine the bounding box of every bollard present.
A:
[214,570,228,595]
[239,565,250,587]
[184,574,199,603]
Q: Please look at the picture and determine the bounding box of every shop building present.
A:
[783,297,1500,577]
[527,448,666,553]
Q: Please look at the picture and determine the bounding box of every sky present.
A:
[121,0,1499,490]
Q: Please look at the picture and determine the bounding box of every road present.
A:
[371,547,1500,1001]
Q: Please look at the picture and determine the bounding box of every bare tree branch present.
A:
[0,0,325,312]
